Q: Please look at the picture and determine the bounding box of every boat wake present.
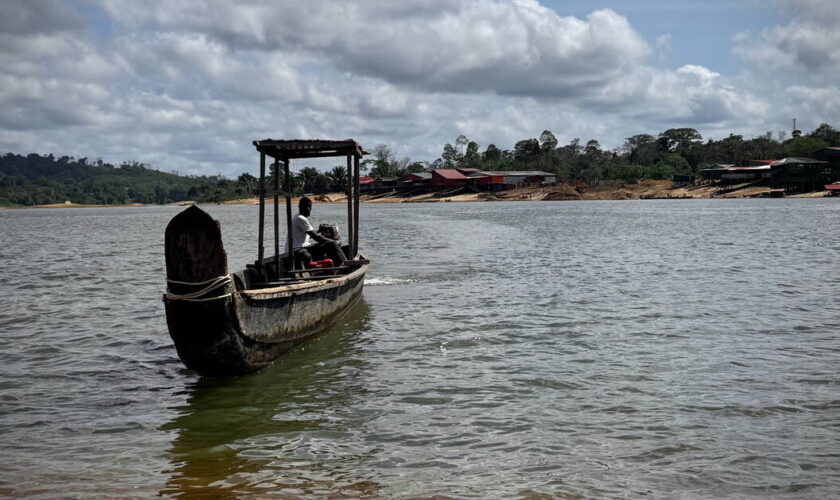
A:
[364,276,415,286]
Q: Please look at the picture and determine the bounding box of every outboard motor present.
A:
[317,223,341,242]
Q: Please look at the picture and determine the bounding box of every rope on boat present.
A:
[164,275,232,302]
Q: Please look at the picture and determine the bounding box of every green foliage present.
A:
[808,123,840,145]
[0,153,252,206]
[0,153,368,206]
[785,136,828,158]
[427,123,838,184]
[5,121,837,207]
[328,166,348,192]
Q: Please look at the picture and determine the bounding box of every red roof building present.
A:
[358,176,374,193]
[431,169,468,187]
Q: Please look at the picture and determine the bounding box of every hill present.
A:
[0,153,252,206]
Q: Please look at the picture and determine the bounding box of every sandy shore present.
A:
[2,181,831,210]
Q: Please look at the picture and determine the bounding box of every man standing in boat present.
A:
[293,196,347,268]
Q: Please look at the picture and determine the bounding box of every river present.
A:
[1,199,838,498]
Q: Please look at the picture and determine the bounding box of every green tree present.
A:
[514,138,540,166]
[625,134,661,165]
[785,136,827,157]
[440,143,459,169]
[405,161,428,174]
[483,144,502,164]
[462,141,481,168]
[298,166,321,193]
[328,165,348,191]
[657,128,702,153]
[366,144,399,177]
[808,123,840,146]
[539,130,558,152]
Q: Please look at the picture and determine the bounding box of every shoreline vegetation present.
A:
[2,180,830,210]
[2,123,838,209]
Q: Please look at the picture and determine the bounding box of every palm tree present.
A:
[298,167,321,194]
[328,165,348,192]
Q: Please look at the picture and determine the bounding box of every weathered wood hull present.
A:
[163,204,368,377]
[164,264,367,376]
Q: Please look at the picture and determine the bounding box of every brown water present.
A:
[1,199,839,498]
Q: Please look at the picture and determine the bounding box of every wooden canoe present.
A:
[163,205,368,376]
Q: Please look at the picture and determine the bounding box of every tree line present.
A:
[0,153,355,206]
[365,122,840,184]
[2,123,837,206]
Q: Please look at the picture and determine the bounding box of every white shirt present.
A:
[292,213,315,249]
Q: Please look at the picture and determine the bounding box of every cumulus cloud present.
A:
[735,0,840,75]
[0,0,818,176]
[0,0,83,36]
[99,0,651,99]
[731,0,840,134]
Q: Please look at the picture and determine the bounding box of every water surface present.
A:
[0,199,838,498]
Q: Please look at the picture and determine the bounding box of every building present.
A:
[431,169,469,188]
[368,177,399,194]
[473,170,556,190]
[671,175,695,188]
[769,157,829,193]
[811,147,840,183]
[358,176,374,193]
[398,172,432,192]
[812,147,840,166]
[700,163,771,184]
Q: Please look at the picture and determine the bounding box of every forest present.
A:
[1,123,837,206]
[364,123,840,183]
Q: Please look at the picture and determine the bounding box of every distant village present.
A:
[694,146,840,197]
[359,168,555,198]
[358,146,840,200]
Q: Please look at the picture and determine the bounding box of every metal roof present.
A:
[253,139,368,160]
[478,170,554,176]
[703,164,735,170]
[703,165,770,172]
[432,169,468,180]
[770,157,828,166]
[401,172,432,180]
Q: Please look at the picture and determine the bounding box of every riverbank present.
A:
[216,179,831,205]
[1,180,832,210]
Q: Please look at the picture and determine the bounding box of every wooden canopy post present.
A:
[353,154,360,258]
[273,160,280,277]
[284,158,294,273]
[257,152,266,270]
[346,154,354,258]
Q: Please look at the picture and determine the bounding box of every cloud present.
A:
[731,0,840,134]
[0,0,831,177]
[99,1,650,99]
[0,0,83,36]
[735,0,840,76]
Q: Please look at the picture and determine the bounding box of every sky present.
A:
[1,0,839,177]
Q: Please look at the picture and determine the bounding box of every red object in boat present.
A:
[306,258,334,269]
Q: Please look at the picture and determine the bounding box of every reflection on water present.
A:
[160,301,382,498]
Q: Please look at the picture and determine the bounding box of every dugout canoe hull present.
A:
[163,205,368,377]
[164,265,367,376]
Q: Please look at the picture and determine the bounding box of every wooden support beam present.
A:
[346,154,354,259]
[284,158,294,272]
[273,160,280,278]
[257,152,266,270]
[353,155,360,257]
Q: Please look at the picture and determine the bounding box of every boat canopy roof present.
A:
[253,139,368,160]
